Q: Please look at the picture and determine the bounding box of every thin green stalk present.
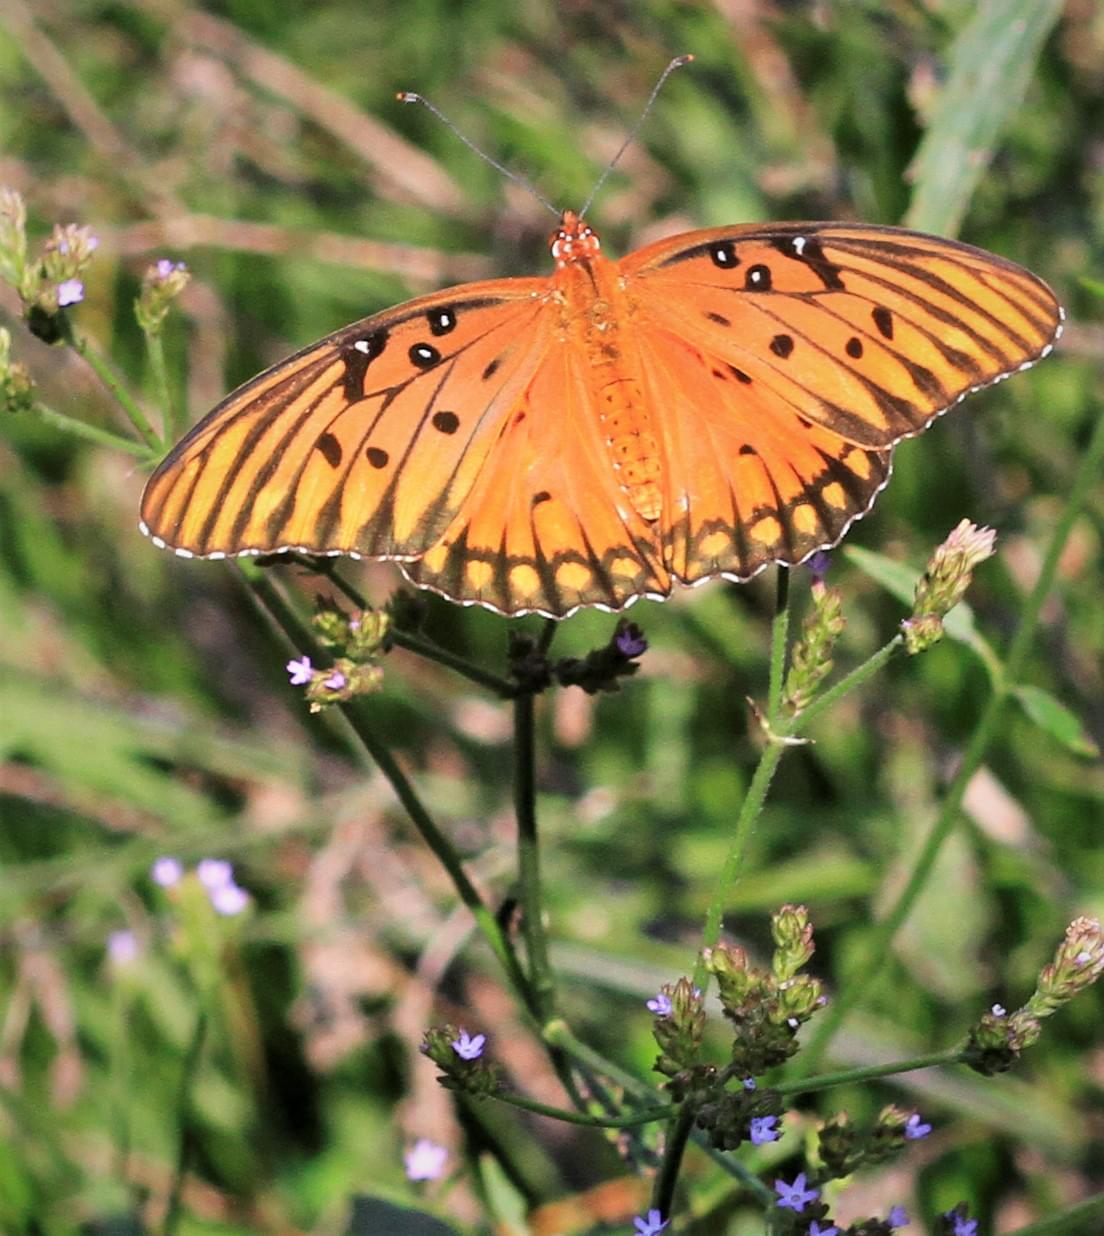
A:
[238,565,539,1021]
[493,1089,673,1128]
[768,566,790,721]
[1007,1193,1104,1236]
[146,330,179,441]
[798,408,1104,1074]
[68,328,162,451]
[651,1102,697,1218]
[791,635,903,735]
[543,1018,656,1099]
[774,1047,963,1097]
[32,401,152,457]
[162,1009,207,1236]
[514,688,555,1021]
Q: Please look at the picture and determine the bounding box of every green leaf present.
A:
[346,1196,459,1236]
[905,0,1065,235]
[1080,276,1104,299]
[1012,686,1100,757]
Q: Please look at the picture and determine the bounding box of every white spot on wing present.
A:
[353,339,371,353]
[792,236,807,255]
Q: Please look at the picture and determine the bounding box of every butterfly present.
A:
[139,211,1062,618]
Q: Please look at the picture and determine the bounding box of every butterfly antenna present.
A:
[396,91,560,218]
[577,54,694,221]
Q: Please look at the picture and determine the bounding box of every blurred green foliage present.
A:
[0,1,1102,1232]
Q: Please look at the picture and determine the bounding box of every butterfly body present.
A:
[140,213,1061,617]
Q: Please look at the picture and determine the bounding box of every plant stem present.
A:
[652,1102,697,1218]
[774,1047,963,1096]
[514,688,555,1021]
[543,1018,656,1099]
[797,407,1104,1074]
[32,401,152,457]
[791,635,902,735]
[238,564,538,1020]
[162,1009,207,1236]
[492,1089,674,1128]
[146,330,179,440]
[768,566,790,721]
[68,328,162,452]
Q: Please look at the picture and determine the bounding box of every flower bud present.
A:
[903,520,995,654]
[783,582,845,714]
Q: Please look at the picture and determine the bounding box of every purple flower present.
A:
[210,882,250,916]
[196,858,233,890]
[323,669,347,690]
[742,1077,757,1091]
[888,1205,910,1228]
[948,1214,978,1236]
[806,550,832,580]
[614,624,648,658]
[646,992,672,1017]
[905,1113,932,1140]
[809,1223,837,1236]
[107,930,139,965]
[774,1172,819,1213]
[286,655,313,685]
[749,1115,780,1145]
[450,1029,485,1061]
[151,856,183,887]
[633,1209,668,1236]
[155,257,186,278]
[991,1003,1006,1016]
[404,1137,447,1181]
[57,279,84,306]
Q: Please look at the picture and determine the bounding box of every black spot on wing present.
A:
[729,365,753,384]
[745,264,772,291]
[846,337,863,359]
[409,342,441,370]
[706,311,731,326]
[872,306,894,339]
[428,308,457,336]
[366,447,389,469]
[431,410,459,434]
[342,330,388,400]
[317,431,342,467]
[771,334,794,359]
[482,357,502,381]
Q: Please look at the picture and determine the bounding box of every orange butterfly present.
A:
[139,211,1061,618]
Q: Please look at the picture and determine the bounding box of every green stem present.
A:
[146,330,179,441]
[798,408,1104,1074]
[32,401,152,457]
[651,1102,697,1218]
[768,566,790,721]
[238,564,539,1021]
[69,329,162,452]
[1007,1193,1104,1235]
[492,1089,673,1128]
[543,1018,656,1099]
[514,689,555,1021]
[791,636,903,735]
[774,1047,963,1097]
[163,1009,207,1236]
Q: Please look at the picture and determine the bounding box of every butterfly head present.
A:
[549,210,601,268]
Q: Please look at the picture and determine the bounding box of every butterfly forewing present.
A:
[140,280,549,560]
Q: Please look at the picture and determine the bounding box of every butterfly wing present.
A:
[403,339,670,617]
[139,278,553,561]
[622,222,1061,581]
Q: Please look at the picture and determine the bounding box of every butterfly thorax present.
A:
[549,212,663,522]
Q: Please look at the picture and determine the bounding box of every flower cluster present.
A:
[421,1024,499,1098]
[151,855,251,916]
[0,327,34,416]
[507,620,649,696]
[0,189,100,342]
[649,977,708,1098]
[964,916,1104,1074]
[902,519,996,655]
[285,604,390,712]
[403,1137,448,1182]
[135,257,191,334]
[783,578,846,715]
[817,1105,931,1179]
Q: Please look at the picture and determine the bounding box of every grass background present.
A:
[1,1,1102,1232]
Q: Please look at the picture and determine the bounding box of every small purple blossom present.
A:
[155,257,186,278]
[888,1205,910,1228]
[646,992,672,1017]
[615,624,648,658]
[991,1003,1006,1016]
[450,1029,485,1061]
[806,549,832,580]
[774,1172,819,1213]
[323,669,347,690]
[947,1214,978,1236]
[904,1113,932,1140]
[57,279,84,306]
[632,1209,668,1236]
[196,858,233,890]
[286,655,313,685]
[1075,950,1092,966]
[210,882,250,915]
[151,856,183,887]
[404,1137,447,1181]
[749,1115,780,1145]
[107,930,139,965]
[809,1223,837,1236]
[742,1076,757,1091]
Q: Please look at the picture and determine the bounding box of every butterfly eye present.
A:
[709,242,738,268]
